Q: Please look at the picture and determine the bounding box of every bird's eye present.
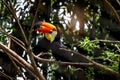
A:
[53,28,57,31]
[49,30,53,34]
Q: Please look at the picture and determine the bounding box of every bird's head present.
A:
[35,22,57,42]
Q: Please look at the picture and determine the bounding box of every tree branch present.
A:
[0,71,13,80]
[103,0,120,26]
[34,55,93,67]
[1,0,28,45]
[0,42,37,78]
[27,0,46,79]
[1,0,45,79]
[116,0,120,6]
[60,48,120,78]
[95,39,120,43]
[0,29,26,50]
[6,39,27,80]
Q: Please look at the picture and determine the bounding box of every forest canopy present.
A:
[0,0,120,80]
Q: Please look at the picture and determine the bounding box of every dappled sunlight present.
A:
[0,0,120,80]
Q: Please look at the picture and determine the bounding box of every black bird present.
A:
[33,21,88,62]
[33,22,88,80]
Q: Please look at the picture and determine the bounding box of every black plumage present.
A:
[33,29,88,62]
[33,26,88,80]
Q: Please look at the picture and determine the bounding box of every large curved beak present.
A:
[35,26,53,34]
[35,22,57,42]
[40,22,57,31]
[35,22,57,34]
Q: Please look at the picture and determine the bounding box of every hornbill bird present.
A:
[33,22,88,80]
[33,21,88,62]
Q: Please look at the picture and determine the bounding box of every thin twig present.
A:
[116,0,120,6]
[94,57,118,64]
[97,39,120,43]
[103,0,120,26]
[28,0,40,44]
[0,29,26,50]
[0,71,13,80]
[115,45,120,53]
[9,0,28,45]
[2,0,28,45]
[36,52,52,57]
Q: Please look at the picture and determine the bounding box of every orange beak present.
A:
[35,22,57,34]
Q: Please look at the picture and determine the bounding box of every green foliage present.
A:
[79,37,99,54]
[99,47,119,71]
[85,67,94,80]
[47,64,59,80]
[79,37,120,77]
[0,0,120,80]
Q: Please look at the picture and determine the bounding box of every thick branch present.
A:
[26,0,46,79]
[34,55,93,67]
[61,48,120,78]
[27,48,46,80]
[0,42,36,78]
